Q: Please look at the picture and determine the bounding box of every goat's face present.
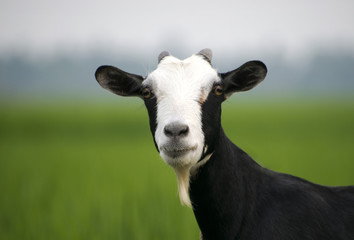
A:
[142,53,219,168]
[95,49,267,204]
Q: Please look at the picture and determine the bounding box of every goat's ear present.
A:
[221,61,267,96]
[95,65,144,97]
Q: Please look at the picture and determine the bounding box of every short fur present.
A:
[142,53,219,206]
[95,49,354,240]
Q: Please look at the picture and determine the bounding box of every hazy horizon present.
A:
[0,0,353,100]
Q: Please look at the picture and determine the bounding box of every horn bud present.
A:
[197,48,213,63]
[158,51,170,63]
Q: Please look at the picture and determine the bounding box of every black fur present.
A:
[95,65,143,97]
[190,131,354,239]
[190,83,354,240]
[95,58,354,240]
[221,60,267,93]
[144,96,159,152]
[200,84,224,160]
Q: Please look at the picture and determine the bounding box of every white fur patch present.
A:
[174,153,213,207]
[143,54,220,206]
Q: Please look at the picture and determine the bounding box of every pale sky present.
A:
[1,0,354,60]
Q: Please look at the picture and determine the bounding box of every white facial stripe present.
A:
[142,54,219,206]
[143,55,219,166]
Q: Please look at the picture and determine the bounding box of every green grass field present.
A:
[1,98,354,240]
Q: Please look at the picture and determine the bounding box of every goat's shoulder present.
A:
[247,170,354,239]
[261,170,338,206]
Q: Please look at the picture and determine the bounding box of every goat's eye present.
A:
[214,85,223,96]
[142,88,152,99]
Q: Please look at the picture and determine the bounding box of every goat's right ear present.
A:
[95,65,144,97]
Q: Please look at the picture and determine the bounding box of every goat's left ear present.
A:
[220,61,267,96]
[95,65,144,97]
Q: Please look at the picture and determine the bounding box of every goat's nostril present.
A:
[164,127,173,137]
[164,123,189,138]
[179,126,189,135]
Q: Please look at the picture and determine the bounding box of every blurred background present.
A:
[1,0,353,239]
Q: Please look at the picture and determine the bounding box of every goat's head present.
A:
[95,49,267,206]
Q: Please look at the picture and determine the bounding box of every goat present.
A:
[95,49,354,240]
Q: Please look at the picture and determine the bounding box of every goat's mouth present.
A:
[160,145,198,159]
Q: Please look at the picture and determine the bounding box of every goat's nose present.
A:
[164,122,189,138]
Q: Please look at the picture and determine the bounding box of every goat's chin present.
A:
[160,148,202,169]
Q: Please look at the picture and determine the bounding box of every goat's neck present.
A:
[189,128,262,239]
